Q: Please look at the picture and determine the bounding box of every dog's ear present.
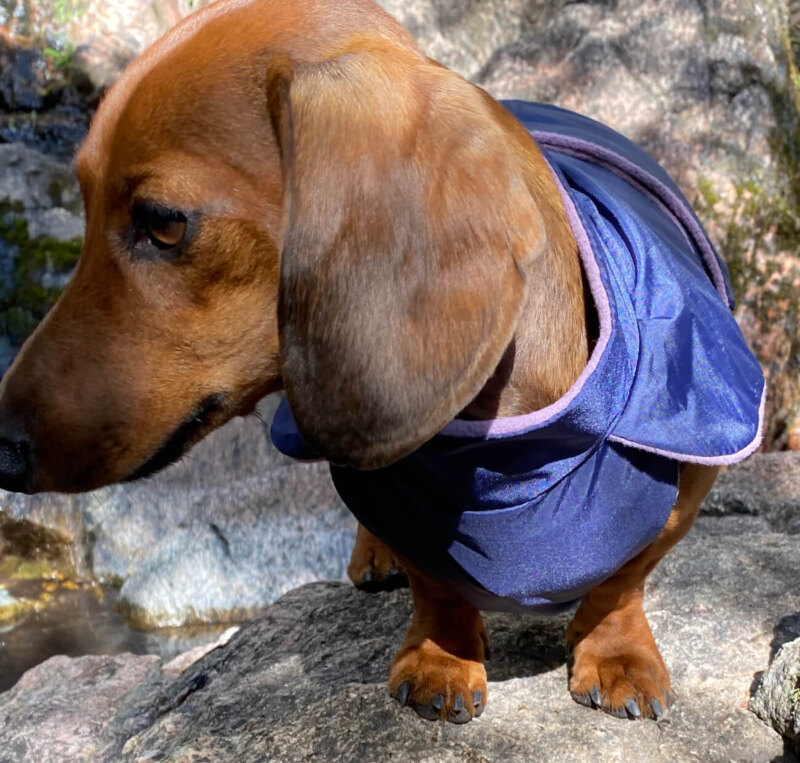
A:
[268,48,547,469]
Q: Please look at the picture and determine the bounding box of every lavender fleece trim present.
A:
[440,157,613,438]
[441,130,761,463]
[606,382,767,465]
[531,132,730,305]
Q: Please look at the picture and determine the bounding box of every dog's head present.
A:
[0,0,549,493]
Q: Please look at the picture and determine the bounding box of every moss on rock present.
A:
[0,213,81,348]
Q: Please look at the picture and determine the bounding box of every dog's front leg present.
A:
[566,464,718,720]
[389,562,490,724]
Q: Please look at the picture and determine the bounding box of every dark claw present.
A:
[411,701,440,721]
[606,705,628,719]
[625,698,641,719]
[589,685,602,707]
[384,568,409,592]
[432,694,445,711]
[473,690,484,716]
[571,691,593,708]
[359,568,409,593]
[393,681,411,707]
[357,571,384,593]
[651,698,664,719]
[448,694,472,724]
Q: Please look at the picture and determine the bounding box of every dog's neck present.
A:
[461,144,592,421]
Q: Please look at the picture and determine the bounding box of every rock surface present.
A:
[1,508,799,761]
[752,637,800,753]
[703,452,800,534]
[0,397,356,628]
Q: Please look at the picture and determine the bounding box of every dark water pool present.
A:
[0,579,230,693]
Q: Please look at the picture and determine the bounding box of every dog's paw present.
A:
[347,526,408,593]
[389,638,487,724]
[568,634,671,720]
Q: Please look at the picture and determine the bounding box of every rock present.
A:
[0,142,83,372]
[1,511,797,761]
[0,142,83,226]
[703,452,800,533]
[0,38,45,110]
[116,509,355,628]
[1,398,356,628]
[751,638,800,752]
[0,652,173,763]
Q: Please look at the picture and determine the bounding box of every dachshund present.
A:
[0,0,764,725]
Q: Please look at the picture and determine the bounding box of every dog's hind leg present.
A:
[389,563,489,724]
[347,523,409,592]
[566,463,718,720]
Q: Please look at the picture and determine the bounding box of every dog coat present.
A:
[270,101,765,615]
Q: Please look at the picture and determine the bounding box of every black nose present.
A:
[0,437,31,494]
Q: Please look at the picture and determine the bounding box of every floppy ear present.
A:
[270,47,547,469]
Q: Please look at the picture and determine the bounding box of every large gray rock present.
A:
[0,143,84,373]
[0,143,83,237]
[751,637,800,753]
[0,398,356,628]
[704,452,800,533]
[0,514,797,762]
[0,627,236,763]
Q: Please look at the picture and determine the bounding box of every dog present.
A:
[0,0,764,725]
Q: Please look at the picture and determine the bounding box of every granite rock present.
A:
[704,452,800,533]
[0,398,356,627]
[1,511,798,761]
[751,637,800,753]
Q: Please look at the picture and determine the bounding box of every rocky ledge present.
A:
[1,469,798,762]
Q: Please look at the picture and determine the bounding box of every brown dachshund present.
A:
[0,0,729,725]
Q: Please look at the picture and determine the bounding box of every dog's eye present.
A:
[132,202,188,251]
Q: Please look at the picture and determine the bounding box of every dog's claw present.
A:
[394,682,411,707]
[358,568,408,593]
[650,698,664,719]
[625,698,641,719]
[448,694,472,724]
[411,701,440,721]
[383,569,410,591]
[472,690,484,717]
[606,705,627,719]
[589,685,602,707]
[431,694,445,711]
[571,691,593,708]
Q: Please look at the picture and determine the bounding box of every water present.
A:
[0,579,230,693]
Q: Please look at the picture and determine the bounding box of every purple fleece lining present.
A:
[531,133,730,304]
[440,156,613,438]
[441,130,764,456]
[607,381,767,465]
